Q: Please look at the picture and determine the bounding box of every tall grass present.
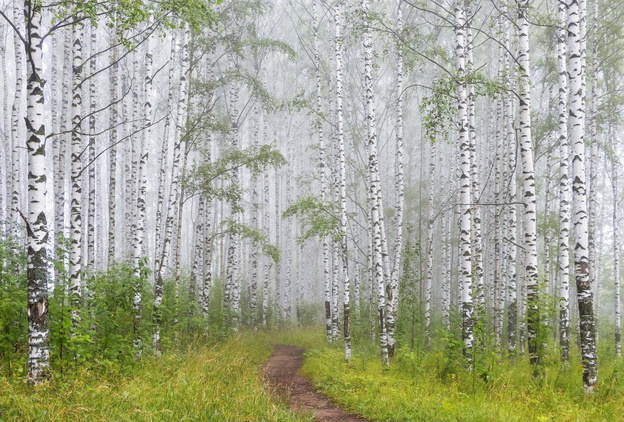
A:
[300,335,624,422]
[0,333,308,422]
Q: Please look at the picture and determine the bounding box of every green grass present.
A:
[300,339,624,422]
[3,327,624,422]
[0,333,309,422]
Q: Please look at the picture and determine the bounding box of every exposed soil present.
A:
[263,344,370,422]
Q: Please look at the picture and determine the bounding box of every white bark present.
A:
[107,23,119,268]
[10,1,24,239]
[262,171,270,327]
[425,140,435,344]
[24,0,50,383]
[69,18,84,329]
[390,0,405,350]
[334,3,350,360]
[456,0,473,362]
[568,0,597,391]
[558,0,571,362]
[362,0,389,367]
[612,141,621,357]
[517,0,540,371]
[87,25,96,271]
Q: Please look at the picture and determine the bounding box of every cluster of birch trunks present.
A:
[1,0,620,395]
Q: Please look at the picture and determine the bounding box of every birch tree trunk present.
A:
[504,18,518,356]
[612,139,621,357]
[171,28,191,338]
[69,17,84,330]
[274,167,281,324]
[390,0,405,349]
[10,1,24,240]
[262,171,270,327]
[108,23,119,268]
[284,139,293,322]
[425,140,435,345]
[587,0,599,336]
[567,0,598,392]
[313,0,332,342]
[249,101,261,321]
[153,27,186,352]
[466,6,485,324]
[131,23,153,351]
[153,28,177,281]
[455,0,473,364]
[225,44,242,329]
[557,0,571,363]
[202,196,213,331]
[517,0,541,375]
[87,25,96,272]
[0,32,8,232]
[24,0,50,384]
[362,0,389,367]
[334,3,350,360]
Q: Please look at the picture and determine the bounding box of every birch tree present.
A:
[333,1,350,361]
[362,0,388,367]
[567,0,598,392]
[69,16,84,330]
[455,0,473,363]
[517,0,541,375]
[557,0,571,363]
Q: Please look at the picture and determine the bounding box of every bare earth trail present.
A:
[263,344,370,422]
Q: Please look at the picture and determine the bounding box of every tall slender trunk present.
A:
[425,140,435,345]
[505,116,518,353]
[69,18,84,330]
[274,167,281,324]
[612,137,621,357]
[455,0,473,364]
[54,11,71,246]
[262,171,270,327]
[171,29,191,337]
[313,0,332,342]
[202,196,213,330]
[517,0,541,375]
[568,0,597,392]
[390,0,405,349]
[249,101,261,321]
[466,6,484,325]
[153,27,185,352]
[189,192,205,320]
[284,138,294,322]
[362,0,389,367]
[24,0,49,384]
[131,22,153,351]
[0,34,8,232]
[334,4,350,360]
[10,1,24,240]
[558,0,571,362]
[153,28,177,279]
[87,25,97,272]
[107,23,119,268]
[587,0,599,338]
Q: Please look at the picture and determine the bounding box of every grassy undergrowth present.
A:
[0,333,308,422]
[300,339,624,422]
[4,327,624,422]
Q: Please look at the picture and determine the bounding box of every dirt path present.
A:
[263,344,369,422]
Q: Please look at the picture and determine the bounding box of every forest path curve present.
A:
[263,344,370,422]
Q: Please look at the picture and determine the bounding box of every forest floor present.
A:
[263,344,369,422]
[3,329,624,421]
